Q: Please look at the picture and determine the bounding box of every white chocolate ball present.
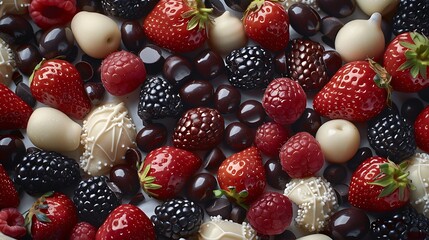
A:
[27,107,81,152]
[71,11,121,59]
[296,234,333,240]
[198,217,257,240]
[335,13,385,62]
[407,153,429,217]
[316,119,360,163]
[209,11,247,55]
[356,0,399,16]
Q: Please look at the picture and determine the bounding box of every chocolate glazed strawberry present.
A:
[143,0,212,53]
[30,59,92,120]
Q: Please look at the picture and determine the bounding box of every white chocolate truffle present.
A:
[27,107,81,152]
[208,11,247,55]
[282,0,319,11]
[0,38,15,85]
[296,234,333,240]
[80,102,137,176]
[316,119,360,163]
[0,0,30,16]
[335,13,385,62]
[408,153,429,217]
[356,0,399,16]
[198,216,257,240]
[284,177,338,232]
[71,11,121,59]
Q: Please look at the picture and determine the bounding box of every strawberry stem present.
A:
[398,32,429,79]
[182,0,213,30]
[368,58,393,105]
[138,164,162,197]
[213,186,249,210]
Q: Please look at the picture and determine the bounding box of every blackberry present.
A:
[101,0,156,19]
[151,198,204,239]
[73,176,121,227]
[14,150,81,195]
[367,108,416,163]
[392,0,429,36]
[225,46,274,89]
[138,76,183,121]
[371,205,429,240]
[286,38,329,92]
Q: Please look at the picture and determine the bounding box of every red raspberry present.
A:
[279,132,324,178]
[101,50,147,96]
[254,122,290,157]
[262,78,306,125]
[246,192,293,235]
[414,106,429,152]
[29,0,77,30]
[70,222,97,240]
[173,107,224,151]
[0,208,26,239]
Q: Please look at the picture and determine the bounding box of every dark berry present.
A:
[401,98,424,123]
[101,0,157,19]
[392,0,429,36]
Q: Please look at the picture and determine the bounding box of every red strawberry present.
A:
[215,146,266,208]
[0,84,33,130]
[138,146,202,200]
[29,0,77,30]
[100,50,147,96]
[414,105,429,153]
[30,59,92,120]
[0,208,26,239]
[172,107,224,151]
[243,0,289,52]
[26,192,78,240]
[246,192,292,235]
[313,59,390,122]
[348,156,413,212]
[383,32,429,92]
[70,222,97,240]
[262,77,306,125]
[96,204,155,240]
[254,121,290,157]
[279,131,324,178]
[143,0,211,52]
[0,164,19,209]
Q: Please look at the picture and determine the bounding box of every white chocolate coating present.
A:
[296,234,333,240]
[71,11,121,59]
[80,102,137,176]
[315,119,360,163]
[0,0,30,16]
[198,216,257,240]
[0,38,15,85]
[356,0,399,16]
[208,11,247,55]
[408,153,429,218]
[335,13,385,62]
[284,177,338,232]
[27,107,81,152]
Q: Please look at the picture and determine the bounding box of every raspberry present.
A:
[262,78,306,125]
[279,132,324,178]
[101,50,147,96]
[0,208,26,239]
[29,0,77,30]
[254,122,290,157]
[70,222,97,240]
[246,192,293,235]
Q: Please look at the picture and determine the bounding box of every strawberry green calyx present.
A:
[214,186,249,210]
[369,58,393,104]
[369,160,415,201]
[244,0,279,16]
[182,0,213,30]
[24,191,54,234]
[28,59,47,86]
[398,32,429,79]
[139,164,162,197]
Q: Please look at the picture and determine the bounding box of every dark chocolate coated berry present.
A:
[320,16,344,48]
[224,122,254,151]
[186,173,217,203]
[264,158,291,190]
[323,50,342,78]
[288,3,321,37]
[214,84,241,114]
[163,55,193,87]
[139,44,165,75]
[292,108,322,136]
[179,80,214,107]
[347,147,373,171]
[109,164,140,196]
[194,49,224,80]
[121,20,146,53]
[15,82,36,108]
[136,123,167,153]
[237,100,266,128]
[0,14,34,45]
[39,27,75,59]
[14,44,42,76]
[230,205,247,224]
[0,136,26,170]
[328,208,370,240]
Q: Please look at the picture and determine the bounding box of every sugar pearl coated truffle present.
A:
[209,11,247,54]
[316,119,360,163]
[198,217,257,240]
[335,12,385,62]
[71,11,121,59]
[296,234,333,240]
[356,0,399,16]
[27,107,81,152]
[407,153,429,217]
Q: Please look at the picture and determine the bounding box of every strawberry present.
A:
[30,59,92,120]
[279,131,324,178]
[254,121,290,157]
[29,0,77,30]
[246,192,292,235]
[262,77,307,125]
[138,146,202,200]
[143,0,212,52]
[348,156,413,212]
[96,204,155,240]
[0,84,33,130]
[414,105,429,153]
[313,59,390,122]
[243,0,289,52]
[383,32,429,92]
[0,164,19,209]
[25,192,78,240]
[0,208,26,239]
[100,50,147,96]
[70,222,97,240]
[215,146,266,208]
